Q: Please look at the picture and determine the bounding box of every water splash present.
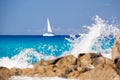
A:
[0,15,119,69]
[0,48,56,69]
[69,15,120,58]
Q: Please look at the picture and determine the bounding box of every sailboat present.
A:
[42,18,55,36]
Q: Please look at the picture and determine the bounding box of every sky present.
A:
[0,0,120,35]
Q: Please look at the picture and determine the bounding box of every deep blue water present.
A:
[0,35,71,58]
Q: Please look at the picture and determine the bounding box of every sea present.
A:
[0,16,120,80]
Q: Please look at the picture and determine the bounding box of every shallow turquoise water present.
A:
[0,35,71,58]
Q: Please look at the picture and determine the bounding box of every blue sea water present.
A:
[0,35,71,59]
[0,35,115,60]
[0,16,119,70]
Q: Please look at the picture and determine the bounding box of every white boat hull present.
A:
[42,33,55,36]
[42,18,55,36]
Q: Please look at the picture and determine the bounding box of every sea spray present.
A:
[0,16,119,69]
[0,48,56,69]
[69,15,120,58]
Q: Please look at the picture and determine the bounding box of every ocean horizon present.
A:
[0,16,120,80]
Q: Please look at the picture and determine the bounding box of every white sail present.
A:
[47,18,52,33]
[42,18,55,36]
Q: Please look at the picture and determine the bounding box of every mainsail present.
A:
[42,18,55,36]
[47,18,52,33]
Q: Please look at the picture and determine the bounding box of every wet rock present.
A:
[77,53,95,71]
[21,68,34,76]
[34,57,62,67]
[55,55,76,69]
[10,68,22,76]
[34,65,55,77]
[78,64,120,80]
[0,67,10,80]
[67,71,80,78]
[112,33,120,63]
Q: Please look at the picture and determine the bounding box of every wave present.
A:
[0,48,56,69]
[0,15,120,70]
[67,15,120,58]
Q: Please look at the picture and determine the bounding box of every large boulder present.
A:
[77,53,102,72]
[34,65,54,74]
[34,57,62,67]
[78,64,120,80]
[55,55,77,77]
[10,68,22,76]
[33,55,77,78]
[67,71,80,78]
[34,65,65,77]
[55,55,76,69]
[112,33,120,63]
[0,67,10,80]
[21,68,34,76]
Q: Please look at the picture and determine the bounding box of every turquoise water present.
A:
[0,16,119,70]
[0,35,115,59]
[0,35,71,58]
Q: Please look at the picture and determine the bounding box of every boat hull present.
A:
[42,33,55,36]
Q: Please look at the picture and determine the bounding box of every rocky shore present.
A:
[0,33,120,80]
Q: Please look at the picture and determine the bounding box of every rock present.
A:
[0,67,10,80]
[92,56,114,67]
[0,43,120,80]
[92,56,105,66]
[34,65,55,77]
[55,55,76,69]
[78,64,120,80]
[34,57,62,67]
[54,55,77,77]
[10,68,22,76]
[52,67,65,77]
[112,33,120,63]
[67,71,80,78]
[34,65,66,77]
[21,68,34,76]
[34,55,77,77]
[77,53,101,71]
[77,53,92,69]
[34,66,45,74]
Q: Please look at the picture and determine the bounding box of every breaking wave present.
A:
[0,16,120,75]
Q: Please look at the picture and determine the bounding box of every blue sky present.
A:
[0,0,120,35]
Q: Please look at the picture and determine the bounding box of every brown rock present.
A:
[92,56,105,66]
[34,65,55,77]
[55,55,76,69]
[78,64,120,80]
[34,55,76,77]
[77,53,94,71]
[52,68,65,76]
[34,66,45,74]
[34,57,62,67]
[92,56,114,67]
[54,55,77,77]
[34,65,65,77]
[112,33,120,63]
[0,67,10,80]
[10,68,22,76]
[67,71,80,78]
[21,68,34,76]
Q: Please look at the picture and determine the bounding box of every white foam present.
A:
[69,15,120,58]
[0,15,119,70]
[10,76,74,80]
[0,48,56,69]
